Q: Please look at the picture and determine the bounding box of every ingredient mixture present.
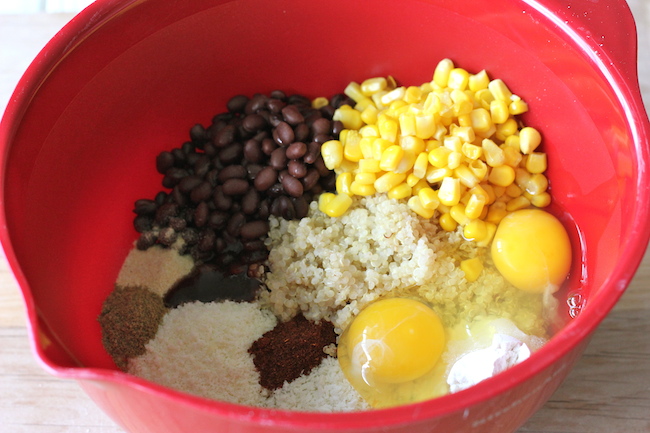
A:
[100,59,573,411]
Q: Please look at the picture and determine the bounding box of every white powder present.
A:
[116,244,194,297]
[267,357,370,412]
[128,301,277,406]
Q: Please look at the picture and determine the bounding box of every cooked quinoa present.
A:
[261,195,546,336]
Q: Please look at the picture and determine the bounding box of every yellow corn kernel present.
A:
[451,89,473,116]
[461,142,483,160]
[354,97,375,113]
[399,112,417,137]
[407,173,421,187]
[343,133,363,162]
[509,98,529,115]
[394,150,415,174]
[388,182,412,200]
[450,203,470,226]
[355,172,376,185]
[371,90,389,110]
[400,135,426,154]
[490,99,510,124]
[505,183,522,198]
[378,117,398,142]
[488,79,513,102]
[375,172,407,193]
[359,137,374,159]
[460,257,484,281]
[519,126,542,154]
[526,152,547,173]
[506,195,531,212]
[319,192,335,209]
[361,77,388,96]
[333,106,363,130]
[426,139,442,151]
[486,202,508,224]
[488,164,516,187]
[415,113,437,139]
[491,184,507,201]
[465,193,487,219]
[531,191,552,207]
[423,91,442,112]
[503,135,521,151]
[408,195,435,219]
[322,193,353,217]
[337,158,359,174]
[418,187,440,210]
[439,212,457,231]
[321,140,343,170]
[371,138,393,161]
[448,68,470,90]
[439,177,461,206]
[463,219,488,242]
[469,159,488,181]
[469,70,490,92]
[514,167,532,189]
[379,145,404,172]
[526,173,549,195]
[470,108,495,137]
[412,152,429,179]
[312,97,329,109]
[495,118,519,141]
[428,147,452,168]
[433,58,455,87]
[455,164,479,188]
[503,145,523,167]
[447,151,462,170]
[381,87,406,106]
[336,172,353,195]
[452,126,475,144]
[476,221,497,247]
[469,184,491,205]
[443,135,463,153]
[358,158,381,173]
[404,86,422,104]
[344,81,366,103]
[360,104,379,125]
[426,167,453,183]
[475,88,495,110]
[412,178,430,195]
[359,124,380,138]
[350,181,376,196]
[482,139,506,167]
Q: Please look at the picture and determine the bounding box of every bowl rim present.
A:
[1,0,649,428]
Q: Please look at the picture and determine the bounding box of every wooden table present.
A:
[1,5,649,432]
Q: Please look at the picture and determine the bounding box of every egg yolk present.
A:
[338,298,446,407]
[491,209,571,293]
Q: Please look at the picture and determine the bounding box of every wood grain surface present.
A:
[1,3,649,432]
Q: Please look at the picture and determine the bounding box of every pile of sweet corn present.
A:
[317,59,549,257]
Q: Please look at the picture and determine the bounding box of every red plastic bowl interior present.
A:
[1,0,649,432]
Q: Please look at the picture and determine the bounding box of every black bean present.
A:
[155,202,179,225]
[266,98,285,113]
[288,94,311,106]
[332,120,344,137]
[314,155,332,177]
[270,147,288,170]
[242,113,267,132]
[273,121,294,146]
[254,166,278,191]
[262,138,277,156]
[292,196,310,219]
[222,178,249,196]
[190,124,207,142]
[240,221,269,240]
[194,201,209,227]
[311,117,331,136]
[208,211,228,229]
[198,229,216,251]
[268,113,283,127]
[227,95,249,113]
[163,167,188,188]
[270,197,282,216]
[169,217,187,232]
[171,148,186,164]
[134,215,153,233]
[270,90,286,100]
[241,188,260,215]
[294,123,310,143]
[191,181,213,203]
[219,142,243,165]
[133,199,157,215]
[217,165,247,183]
[312,133,330,144]
[288,160,307,178]
[226,212,246,237]
[267,183,285,197]
[304,141,321,164]
[277,195,295,219]
[156,151,175,174]
[203,143,218,158]
[181,228,199,245]
[242,239,266,252]
[154,191,168,206]
[257,199,270,219]
[214,124,237,148]
[158,227,178,246]
[281,105,304,125]
[244,139,264,163]
[301,168,320,191]
[136,231,157,250]
[194,155,211,178]
[246,164,262,180]
[214,237,226,253]
[179,175,203,194]
[286,141,307,160]
[245,94,268,114]
[171,186,187,207]
[321,172,337,191]
[282,174,304,198]
[320,105,335,119]
[213,186,233,210]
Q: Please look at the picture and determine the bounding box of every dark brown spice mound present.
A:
[98,285,167,371]
[249,314,337,390]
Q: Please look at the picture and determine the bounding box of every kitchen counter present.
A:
[1,4,649,432]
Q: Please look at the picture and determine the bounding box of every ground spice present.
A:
[249,314,337,390]
[98,285,167,370]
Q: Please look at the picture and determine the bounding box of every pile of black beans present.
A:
[132,91,353,275]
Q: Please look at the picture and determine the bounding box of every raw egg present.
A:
[491,209,571,293]
[337,297,447,408]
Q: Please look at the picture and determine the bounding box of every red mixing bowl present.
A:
[1,0,649,432]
